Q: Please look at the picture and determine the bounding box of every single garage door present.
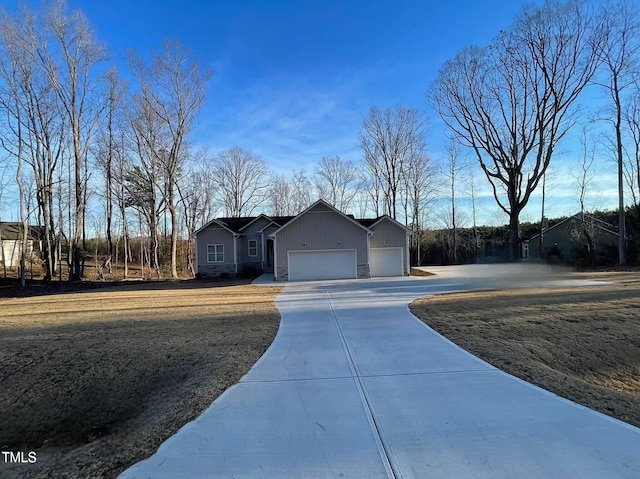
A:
[370,247,404,277]
[288,249,357,281]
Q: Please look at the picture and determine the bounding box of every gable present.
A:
[370,217,408,248]
[272,199,370,237]
[240,215,272,235]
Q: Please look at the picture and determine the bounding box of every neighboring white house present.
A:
[195,199,411,281]
[0,222,43,268]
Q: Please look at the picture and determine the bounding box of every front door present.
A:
[265,239,274,272]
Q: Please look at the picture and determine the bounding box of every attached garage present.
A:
[370,247,404,277]
[287,249,357,281]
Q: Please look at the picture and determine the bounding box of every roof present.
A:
[527,213,618,241]
[195,200,412,237]
[0,222,44,241]
[361,215,412,233]
[195,215,297,235]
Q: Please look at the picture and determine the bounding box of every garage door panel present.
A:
[288,250,357,281]
[370,247,403,277]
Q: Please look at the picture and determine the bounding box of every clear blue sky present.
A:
[72,0,541,170]
[3,0,621,225]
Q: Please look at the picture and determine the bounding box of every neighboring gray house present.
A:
[0,222,43,268]
[195,199,411,281]
[521,213,618,263]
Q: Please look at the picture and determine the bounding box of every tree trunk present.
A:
[614,81,626,265]
[168,187,178,278]
[509,212,520,262]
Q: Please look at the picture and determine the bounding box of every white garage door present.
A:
[288,250,357,281]
[370,247,404,277]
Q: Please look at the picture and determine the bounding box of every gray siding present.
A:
[370,219,407,248]
[238,217,270,264]
[526,218,618,262]
[275,209,369,267]
[196,225,235,275]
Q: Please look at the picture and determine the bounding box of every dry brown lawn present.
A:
[0,280,282,479]
[410,270,640,428]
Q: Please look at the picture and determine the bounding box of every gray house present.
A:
[195,199,411,281]
[521,213,618,263]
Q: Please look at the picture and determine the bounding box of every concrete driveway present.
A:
[120,266,640,478]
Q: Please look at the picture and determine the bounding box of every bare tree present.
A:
[112,130,130,278]
[314,155,359,212]
[0,4,70,282]
[403,151,436,266]
[572,126,598,264]
[96,67,126,273]
[466,168,480,259]
[625,88,640,209]
[176,149,213,277]
[360,106,426,220]
[128,39,211,278]
[443,138,467,264]
[268,174,293,216]
[213,146,270,217]
[290,169,312,214]
[127,96,165,278]
[431,0,604,260]
[595,0,639,265]
[38,0,107,280]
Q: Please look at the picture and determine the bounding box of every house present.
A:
[0,222,44,268]
[195,199,411,281]
[521,213,618,263]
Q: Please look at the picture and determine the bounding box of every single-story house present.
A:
[195,199,411,281]
[0,222,43,268]
[521,213,618,263]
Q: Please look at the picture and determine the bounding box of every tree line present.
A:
[1,0,639,285]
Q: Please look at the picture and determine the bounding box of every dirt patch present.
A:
[0,281,282,478]
[410,267,435,277]
[410,271,640,428]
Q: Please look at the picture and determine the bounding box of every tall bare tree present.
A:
[314,155,359,212]
[96,67,126,272]
[443,138,467,264]
[431,0,604,260]
[0,4,66,282]
[595,0,639,265]
[129,39,211,278]
[38,0,107,280]
[360,106,426,220]
[403,151,435,265]
[127,96,165,278]
[213,146,270,217]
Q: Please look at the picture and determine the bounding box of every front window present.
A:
[248,239,257,257]
[208,244,224,262]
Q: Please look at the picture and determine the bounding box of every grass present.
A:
[0,280,282,479]
[409,270,640,428]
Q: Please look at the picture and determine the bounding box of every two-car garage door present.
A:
[288,250,357,281]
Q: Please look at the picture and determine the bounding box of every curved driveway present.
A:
[121,266,640,478]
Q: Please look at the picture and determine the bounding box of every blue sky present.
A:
[3,0,623,225]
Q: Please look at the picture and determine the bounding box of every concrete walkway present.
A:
[120,266,640,478]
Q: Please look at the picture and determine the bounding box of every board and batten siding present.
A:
[370,219,407,248]
[275,211,368,266]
